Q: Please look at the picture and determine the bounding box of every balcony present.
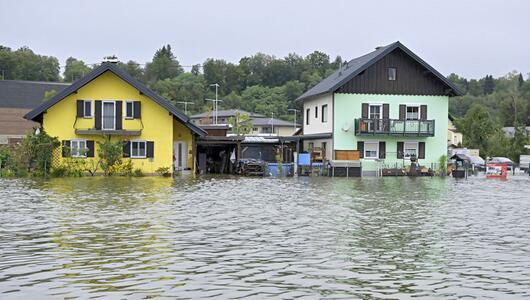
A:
[354,118,435,136]
[75,117,142,136]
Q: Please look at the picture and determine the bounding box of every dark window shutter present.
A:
[86,140,95,157]
[133,101,141,118]
[399,105,406,120]
[418,142,425,159]
[383,104,389,119]
[76,100,83,117]
[123,141,131,157]
[357,141,364,158]
[146,141,154,158]
[115,101,122,130]
[420,105,427,120]
[397,141,404,159]
[379,141,386,159]
[95,101,102,129]
[62,140,70,157]
[361,103,369,119]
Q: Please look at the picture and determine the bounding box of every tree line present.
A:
[448,72,530,161]
[1,44,343,121]
[1,44,529,161]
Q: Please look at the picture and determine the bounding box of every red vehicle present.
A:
[486,163,508,179]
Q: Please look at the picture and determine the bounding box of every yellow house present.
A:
[448,115,463,149]
[24,62,206,175]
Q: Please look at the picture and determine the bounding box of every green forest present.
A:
[1,44,529,160]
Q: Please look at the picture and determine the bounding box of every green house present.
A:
[297,41,463,175]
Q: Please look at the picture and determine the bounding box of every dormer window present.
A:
[388,68,397,81]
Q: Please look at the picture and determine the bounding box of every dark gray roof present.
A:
[24,62,206,136]
[250,117,298,127]
[297,41,464,101]
[0,80,70,109]
[190,109,265,119]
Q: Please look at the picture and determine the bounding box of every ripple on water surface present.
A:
[1,175,530,299]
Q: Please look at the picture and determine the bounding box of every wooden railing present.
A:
[354,118,435,136]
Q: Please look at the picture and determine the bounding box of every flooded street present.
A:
[1,175,530,299]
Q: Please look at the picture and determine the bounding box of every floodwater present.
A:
[1,175,530,299]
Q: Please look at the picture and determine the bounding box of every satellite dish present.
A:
[341,122,351,132]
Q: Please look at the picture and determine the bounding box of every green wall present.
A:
[333,93,448,171]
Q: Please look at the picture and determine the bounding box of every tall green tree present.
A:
[455,104,498,157]
[483,75,495,95]
[117,60,144,82]
[144,45,183,84]
[63,57,91,82]
[151,73,206,114]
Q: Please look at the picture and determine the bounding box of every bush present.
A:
[108,159,133,176]
[155,166,171,177]
[133,168,144,177]
[437,155,448,176]
[98,136,124,176]
[0,131,59,177]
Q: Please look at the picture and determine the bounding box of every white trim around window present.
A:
[405,104,421,120]
[364,141,379,159]
[130,140,147,158]
[101,100,116,130]
[71,139,87,158]
[369,104,383,119]
[125,101,134,119]
[83,100,92,118]
[403,141,419,159]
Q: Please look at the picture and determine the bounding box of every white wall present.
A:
[303,94,332,134]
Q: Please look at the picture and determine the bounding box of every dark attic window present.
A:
[388,68,397,81]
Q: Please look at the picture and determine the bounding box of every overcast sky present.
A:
[1,0,529,79]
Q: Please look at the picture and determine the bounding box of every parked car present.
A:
[489,157,514,170]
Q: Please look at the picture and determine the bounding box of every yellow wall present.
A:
[173,119,194,169]
[42,70,193,174]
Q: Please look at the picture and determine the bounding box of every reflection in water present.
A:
[1,175,530,299]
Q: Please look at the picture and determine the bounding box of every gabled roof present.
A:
[0,80,70,109]
[250,117,298,127]
[190,109,265,119]
[24,62,206,136]
[297,41,464,101]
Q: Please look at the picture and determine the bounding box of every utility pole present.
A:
[177,101,193,115]
[288,108,299,130]
[209,83,220,124]
[205,98,223,124]
[271,112,275,135]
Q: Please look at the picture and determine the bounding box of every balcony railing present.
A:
[354,118,435,136]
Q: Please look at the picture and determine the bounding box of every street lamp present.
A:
[288,108,299,130]
[209,83,220,124]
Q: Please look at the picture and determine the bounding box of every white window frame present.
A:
[125,101,134,119]
[405,104,420,121]
[130,140,147,158]
[364,142,379,159]
[101,100,116,130]
[306,108,310,125]
[70,139,87,158]
[388,67,397,81]
[368,104,383,119]
[83,100,92,118]
[403,141,419,160]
